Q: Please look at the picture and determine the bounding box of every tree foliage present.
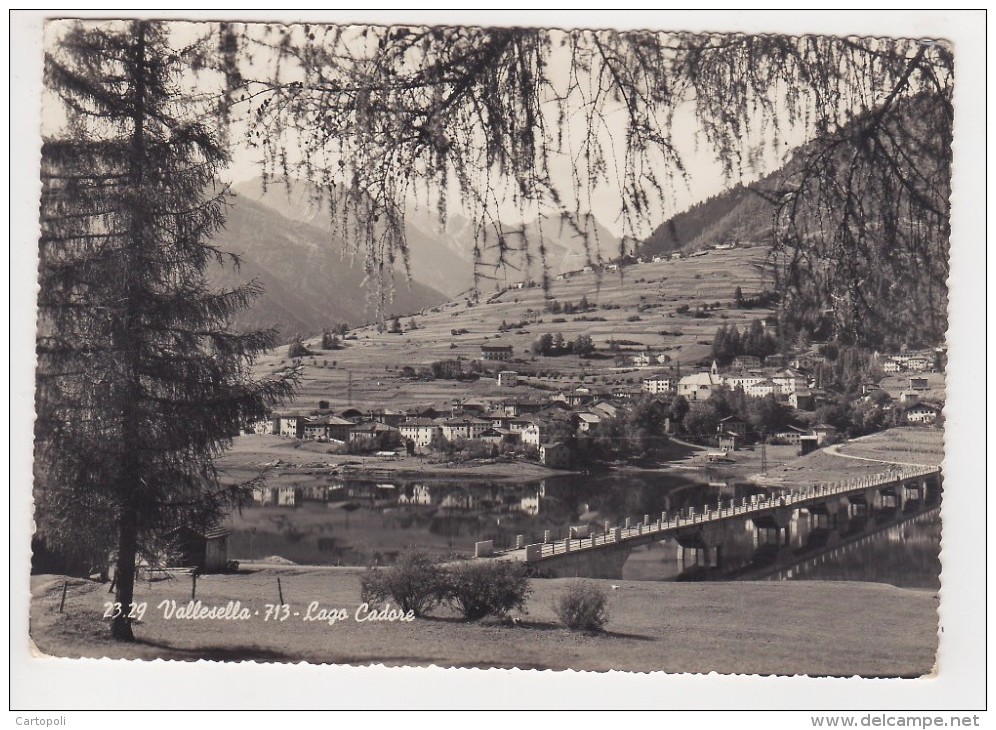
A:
[36,20,294,640]
[219,25,952,347]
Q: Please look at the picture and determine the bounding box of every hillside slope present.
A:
[235,178,625,297]
[641,184,773,256]
[209,196,448,342]
[253,245,777,411]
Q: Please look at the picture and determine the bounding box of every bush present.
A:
[444,560,531,620]
[359,550,448,617]
[553,580,610,632]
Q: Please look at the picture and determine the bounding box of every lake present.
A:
[226,470,941,589]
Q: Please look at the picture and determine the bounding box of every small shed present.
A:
[798,435,819,456]
[166,526,231,573]
[812,424,838,446]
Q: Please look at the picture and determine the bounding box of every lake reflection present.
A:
[226,471,941,588]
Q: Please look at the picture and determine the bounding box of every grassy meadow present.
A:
[31,569,938,676]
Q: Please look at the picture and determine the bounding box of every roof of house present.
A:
[679,372,722,386]
[440,416,490,426]
[352,421,397,433]
[399,418,441,427]
[166,526,231,540]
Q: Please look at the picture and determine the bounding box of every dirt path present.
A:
[825,441,935,468]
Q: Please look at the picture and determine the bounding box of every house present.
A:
[249,416,276,435]
[611,386,642,400]
[440,416,490,442]
[302,414,353,441]
[457,399,490,415]
[899,391,920,406]
[812,424,838,446]
[576,412,601,433]
[724,373,766,391]
[718,415,748,439]
[642,374,674,395]
[372,409,408,427]
[909,377,929,391]
[882,358,902,374]
[561,388,593,407]
[499,398,545,417]
[670,252,682,260]
[732,355,762,370]
[277,413,305,439]
[764,354,788,368]
[521,422,544,447]
[413,405,442,420]
[497,370,518,387]
[485,410,511,430]
[773,425,810,445]
[678,362,723,401]
[903,402,941,424]
[770,368,808,395]
[399,418,442,451]
[907,356,932,372]
[481,345,513,361]
[478,428,507,446]
[303,416,332,441]
[788,388,815,411]
[349,421,399,443]
[591,401,619,419]
[745,379,777,399]
[540,442,572,468]
[790,352,827,371]
[338,407,365,423]
[165,526,231,573]
[632,351,655,367]
[718,433,739,452]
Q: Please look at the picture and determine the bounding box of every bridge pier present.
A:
[676,544,722,568]
[750,507,793,548]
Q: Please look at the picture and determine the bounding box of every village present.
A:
[247,339,945,472]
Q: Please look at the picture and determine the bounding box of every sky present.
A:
[215,25,812,240]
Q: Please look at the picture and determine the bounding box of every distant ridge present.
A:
[209,194,449,344]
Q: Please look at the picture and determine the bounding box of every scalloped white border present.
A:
[9,8,987,713]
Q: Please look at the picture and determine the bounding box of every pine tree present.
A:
[36,20,293,640]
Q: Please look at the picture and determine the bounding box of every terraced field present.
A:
[253,245,777,411]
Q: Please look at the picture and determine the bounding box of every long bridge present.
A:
[474,465,941,578]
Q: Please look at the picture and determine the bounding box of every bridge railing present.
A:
[514,465,939,562]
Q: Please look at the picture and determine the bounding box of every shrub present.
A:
[359,550,448,617]
[553,580,610,632]
[444,560,531,620]
[288,339,311,358]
